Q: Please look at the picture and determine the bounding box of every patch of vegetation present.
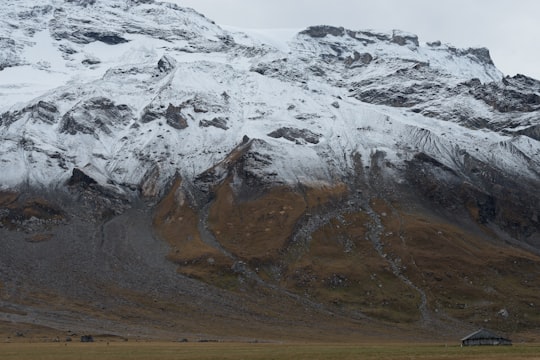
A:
[283,210,421,323]
[374,198,540,333]
[153,178,234,288]
[208,182,307,261]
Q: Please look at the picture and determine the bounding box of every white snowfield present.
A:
[0,0,538,192]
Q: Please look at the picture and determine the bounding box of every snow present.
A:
[0,28,74,111]
[22,31,63,70]
[0,0,538,191]
[224,26,299,53]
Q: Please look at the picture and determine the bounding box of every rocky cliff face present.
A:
[1,0,540,341]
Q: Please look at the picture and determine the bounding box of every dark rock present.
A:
[199,117,229,130]
[82,57,100,65]
[165,104,188,129]
[26,101,59,124]
[81,31,129,45]
[193,138,278,196]
[157,55,176,73]
[58,44,78,55]
[503,74,540,91]
[309,66,325,77]
[300,25,345,38]
[354,87,425,108]
[128,0,154,4]
[427,40,442,47]
[329,44,344,56]
[407,148,540,245]
[67,168,97,188]
[142,102,192,129]
[0,111,14,127]
[358,52,373,65]
[19,137,35,151]
[346,32,377,45]
[345,51,373,66]
[231,261,247,274]
[460,117,490,129]
[34,101,58,114]
[0,101,59,126]
[61,29,129,45]
[461,78,482,88]
[391,31,419,47]
[250,59,306,82]
[267,127,321,144]
[60,97,133,135]
[516,124,540,141]
[356,30,391,42]
[463,47,494,65]
[328,274,347,288]
[0,38,21,71]
[472,81,540,113]
[193,104,208,113]
[16,4,54,19]
[413,152,456,174]
[251,64,267,75]
[475,193,497,224]
[140,107,160,123]
[65,0,97,6]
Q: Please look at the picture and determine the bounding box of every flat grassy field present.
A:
[1,342,539,360]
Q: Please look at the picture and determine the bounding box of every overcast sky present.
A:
[169,0,540,80]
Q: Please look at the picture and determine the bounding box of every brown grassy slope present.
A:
[282,211,422,323]
[207,180,348,261]
[204,180,423,322]
[0,191,18,206]
[153,173,540,333]
[153,178,233,280]
[0,191,64,229]
[208,181,307,261]
[371,198,540,332]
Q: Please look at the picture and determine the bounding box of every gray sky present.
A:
[169,0,540,80]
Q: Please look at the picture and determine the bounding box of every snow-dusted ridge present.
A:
[0,0,539,193]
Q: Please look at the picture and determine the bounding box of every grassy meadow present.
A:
[1,342,539,360]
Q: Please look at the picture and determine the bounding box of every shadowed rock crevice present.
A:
[67,168,97,188]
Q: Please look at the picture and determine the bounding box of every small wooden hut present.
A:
[80,335,94,343]
[461,329,512,346]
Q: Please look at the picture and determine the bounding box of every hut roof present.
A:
[461,329,509,342]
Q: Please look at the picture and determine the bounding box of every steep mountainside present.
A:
[1,0,540,341]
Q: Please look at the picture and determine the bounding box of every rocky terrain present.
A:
[1,0,540,342]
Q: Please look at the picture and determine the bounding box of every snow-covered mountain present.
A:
[2,0,538,192]
[1,0,540,340]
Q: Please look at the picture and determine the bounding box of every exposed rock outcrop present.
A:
[60,97,133,135]
[300,25,345,38]
[267,127,321,144]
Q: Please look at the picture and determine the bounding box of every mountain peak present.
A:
[296,24,500,83]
